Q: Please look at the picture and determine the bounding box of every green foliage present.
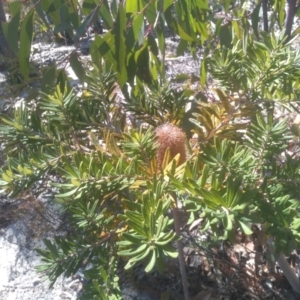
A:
[207,32,300,101]
[1,0,300,298]
[125,81,192,126]
[118,177,179,273]
[0,63,183,296]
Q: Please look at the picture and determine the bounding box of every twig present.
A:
[285,0,297,39]
[266,237,300,295]
[172,195,190,300]
[262,0,269,32]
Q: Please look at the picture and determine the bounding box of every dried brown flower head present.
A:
[155,123,187,170]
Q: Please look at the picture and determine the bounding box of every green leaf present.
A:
[125,210,144,225]
[99,266,108,281]
[99,0,114,28]
[142,0,156,25]
[19,8,34,78]
[238,220,253,235]
[149,211,156,237]
[70,53,85,81]
[223,213,233,231]
[145,248,156,273]
[82,0,96,15]
[116,240,135,246]
[56,188,79,198]
[56,69,71,94]
[41,66,56,93]
[176,39,188,56]
[161,244,178,258]
[74,6,100,43]
[177,23,194,42]
[254,41,270,52]
[121,232,146,244]
[110,0,119,19]
[219,23,232,49]
[128,220,147,236]
[224,0,231,12]
[54,22,74,34]
[198,188,225,208]
[10,0,22,16]
[155,200,164,221]
[200,58,207,87]
[94,280,107,299]
[118,243,148,256]
[135,44,152,83]
[156,12,166,56]
[155,215,164,238]
[2,1,21,55]
[126,0,143,13]
[251,3,261,39]
[277,0,285,27]
[128,246,151,263]
[2,172,13,183]
[155,230,178,245]
[163,0,173,12]
[291,123,300,137]
[172,74,190,83]
[43,239,59,257]
[226,176,243,208]
[114,4,127,87]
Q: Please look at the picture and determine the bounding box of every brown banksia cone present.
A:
[155,123,187,171]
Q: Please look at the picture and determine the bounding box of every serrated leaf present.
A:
[99,0,114,28]
[74,6,100,42]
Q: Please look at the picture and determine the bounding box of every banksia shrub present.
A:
[155,123,187,170]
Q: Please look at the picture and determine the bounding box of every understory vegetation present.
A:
[1,0,300,299]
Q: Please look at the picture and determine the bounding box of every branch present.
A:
[172,197,190,300]
[262,0,269,32]
[266,238,300,294]
[277,253,300,294]
[285,0,297,39]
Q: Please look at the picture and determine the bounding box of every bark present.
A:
[277,253,300,294]
[262,0,269,32]
[285,0,297,39]
[266,238,300,295]
[173,202,190,300]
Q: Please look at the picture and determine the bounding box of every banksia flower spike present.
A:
[155,123,187,170]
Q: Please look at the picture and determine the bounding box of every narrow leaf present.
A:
[19,9,34,78]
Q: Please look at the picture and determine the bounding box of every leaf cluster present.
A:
[2,0,300,298]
